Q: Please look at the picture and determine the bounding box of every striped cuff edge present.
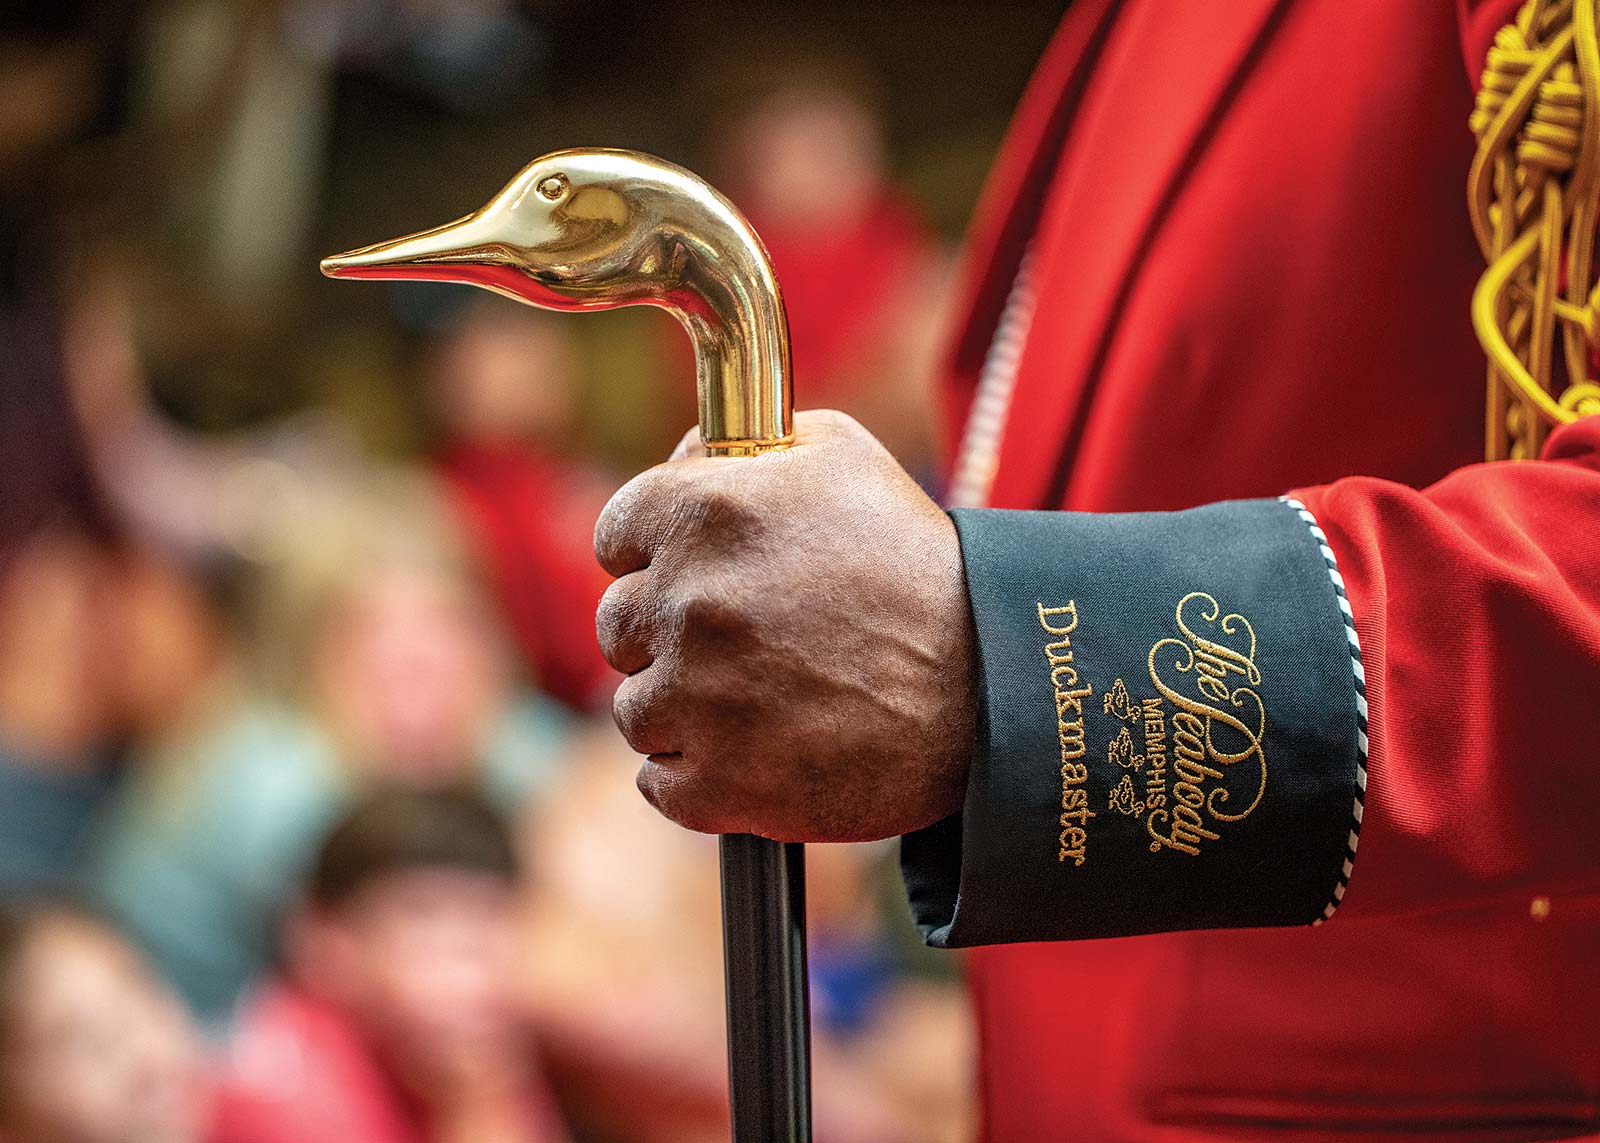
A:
[1279,495,1368,926]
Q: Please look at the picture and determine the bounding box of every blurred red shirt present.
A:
[437,440,616,713]
[209,981,566,1143]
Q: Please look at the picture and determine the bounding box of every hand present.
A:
[594,410,977,842]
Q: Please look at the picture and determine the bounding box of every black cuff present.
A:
[901,499,1364,948]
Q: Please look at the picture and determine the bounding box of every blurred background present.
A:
[0,2,1062,1140]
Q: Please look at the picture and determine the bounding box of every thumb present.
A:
[668,424,706,461]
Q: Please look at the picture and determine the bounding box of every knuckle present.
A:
[796,408,879,460]
[674,586,749,643]
[634,761,665,810]
[594,483,633,546]
[595,469,671,572]
[596,576,639,635]
[595,578,652,667]
[636,760,726,834]
[604,468,759,573]
[595,478,635,538]
[611,676,667,752]
[592,508,626,574]
[802,408,860,437]
[684,481,754,536]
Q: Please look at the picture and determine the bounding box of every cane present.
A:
[322,149,811,1142]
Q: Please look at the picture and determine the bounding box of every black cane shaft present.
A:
[719,834,811,1142]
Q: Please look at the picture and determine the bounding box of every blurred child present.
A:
[0,531,123,893]
[210,788,567,1143]
[0,524,224,895]
[86,471,568,1025]
[0,900,211,1143]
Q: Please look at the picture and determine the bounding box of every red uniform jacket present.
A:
[936,1,1600,1138]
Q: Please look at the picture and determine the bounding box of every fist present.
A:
[594,410,977,842]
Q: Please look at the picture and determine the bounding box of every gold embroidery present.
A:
[1470,0,1600,460]
[1103,677,1139,722]
[1144,593,1268,856]
[1108,725,1144,770]
[1109,774,1146,817]
[1046,593,1267,865]
[1039,601,1096,866]
[1140,697,1170,813]
[1145,802,1222,857]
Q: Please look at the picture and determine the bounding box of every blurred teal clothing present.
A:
[0,744,116,894]
[85,695,566,1029]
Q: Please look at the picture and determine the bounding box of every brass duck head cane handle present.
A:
[321,147,794,456]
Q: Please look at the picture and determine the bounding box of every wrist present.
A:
[930,511,979,822]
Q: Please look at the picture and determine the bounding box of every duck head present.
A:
[321,148,792,453]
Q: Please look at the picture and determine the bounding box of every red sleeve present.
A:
[1292,416,1600,920]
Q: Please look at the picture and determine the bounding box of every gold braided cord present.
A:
[1470,0,1600,461]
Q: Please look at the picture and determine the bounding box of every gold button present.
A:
[1529,896,1551,921]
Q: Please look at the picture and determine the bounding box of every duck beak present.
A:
[319,213,502,282]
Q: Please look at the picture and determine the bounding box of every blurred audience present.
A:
[0,528,221,894]
[0,262,224,899]
[86,472,569,1026]
[1,2,983,1136]
[0,530,120,894]
[0,1,150,895]
[523,723,972,1142]
[806,844,975,1143]
[0,900,212,1143]
[61,262,371,573]
[211,787,567,1143]
[428,302,619,713]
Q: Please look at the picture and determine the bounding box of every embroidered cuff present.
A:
[901,499,1366,947]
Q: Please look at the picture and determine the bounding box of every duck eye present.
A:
[536,174,569,201]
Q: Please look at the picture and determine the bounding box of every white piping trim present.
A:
[1280,496,1369,926]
